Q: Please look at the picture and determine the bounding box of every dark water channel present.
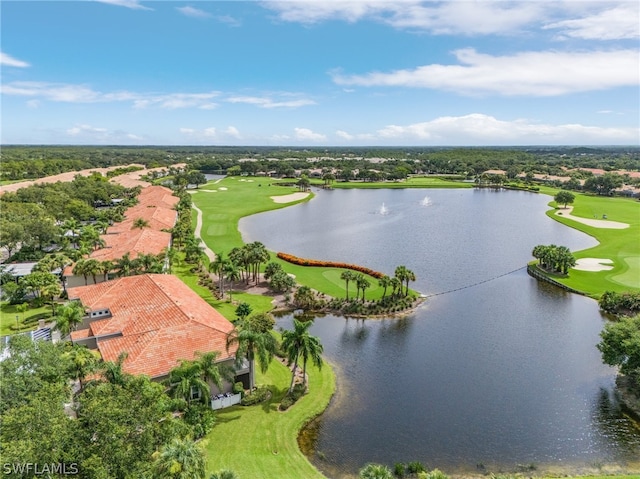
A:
[240,188,640,477]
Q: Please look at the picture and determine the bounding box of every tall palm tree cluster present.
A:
[280,318,323,394]
[341,265,416,303]
[207,242,270,299]
[71,251,165,285]
[532,244,577,274]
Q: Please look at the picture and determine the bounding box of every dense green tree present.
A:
[554,190,575,208]
[268,269,295,293]
[235,302,253,321]
[151,438,206,479]
[584,172,624,195]
[77,375,176,479]
[597,314,640,381]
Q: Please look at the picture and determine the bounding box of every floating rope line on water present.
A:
[423,266,528,298]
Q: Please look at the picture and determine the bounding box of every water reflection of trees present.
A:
[593,387,640,458]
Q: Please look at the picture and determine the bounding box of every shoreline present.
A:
[192,177,639,479]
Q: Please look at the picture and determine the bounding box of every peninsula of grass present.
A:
[536,186,640,298]
[204,354,335,479]
[190,177,392,300]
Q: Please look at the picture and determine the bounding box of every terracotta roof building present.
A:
[69,274,245,385]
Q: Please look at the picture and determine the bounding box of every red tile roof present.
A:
[91,229,171,261]
[68,274,237,378]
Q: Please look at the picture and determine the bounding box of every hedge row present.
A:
[276,252,385,279]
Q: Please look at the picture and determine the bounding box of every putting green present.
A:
[611,255,640,288]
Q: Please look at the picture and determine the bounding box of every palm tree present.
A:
[101,351,130,386]
[167,359,211,404]
[378,275,392,299]
[132,217,150,230]
[64,345,99,391]
[115,252,134,277]
[359,463,393,479]
[394,266,408,295]
[532,245,546,266]
[355,274,371,302]
[403,268,416,296]
[194,350,232,394]
[55,301,86,338]
[62,218,81,249]
[99,260,114,282]
[299,327,323,389]
[73,259,90,286]
[152,438,206,479]
[84,258,101,284]
[341,270,357,300]
[208,252,228,297]
[389,277,402,298]
[224,262,241,302]
[226,320,277,390]
[281,318,323,392]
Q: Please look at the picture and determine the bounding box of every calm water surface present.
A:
[240,188,640,477]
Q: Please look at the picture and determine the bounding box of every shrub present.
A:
[183,403,216,439]
[407,461,426,474]
[277,252,384,278]
[240,386,270,406]
[232,381,244,396]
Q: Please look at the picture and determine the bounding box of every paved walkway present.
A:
[191,201,216,262]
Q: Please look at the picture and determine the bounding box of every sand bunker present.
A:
[555,207,629,229]
[573,258,614,272]
[271,192,310,203]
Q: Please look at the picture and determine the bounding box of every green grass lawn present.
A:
[0,302,53,335]
[537,187,640,297]
[204,353,335,479]
[191,178,391,300]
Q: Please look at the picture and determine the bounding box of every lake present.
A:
[240,187,640,477]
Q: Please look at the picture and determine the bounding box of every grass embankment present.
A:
[537,187,640,297]
[205,352,335,479]
[313,176,472,189]
[191,177,388,300]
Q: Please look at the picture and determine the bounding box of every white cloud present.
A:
[225,126,242,139]
[226,95,315,108]
[215,15,242,27]
[336,130,354,140]
[179,126,243,142]
[66,124,145,143]
[176,6,211,18]
[332,48,639,96]
[294,127,326,141]
[95,0,153,11]
[263,1,544,35]
[1,52,30,68]
[544,3,639,40]
[373,113,639,145]
[26,100,40,109]
[2,81,220,109]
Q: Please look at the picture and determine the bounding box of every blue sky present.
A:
[2,0,639,146]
